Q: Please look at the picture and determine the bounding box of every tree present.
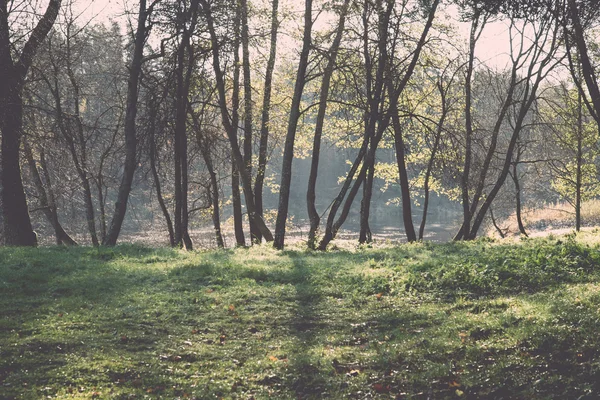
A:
[0,0,61,246]
[103,0,157,246]
[273,0,313,249]
[201,0,274,242]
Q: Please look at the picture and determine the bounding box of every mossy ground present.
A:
[2,234,600,399]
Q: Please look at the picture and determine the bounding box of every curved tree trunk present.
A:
[307,0,351,249]
[23,140,77,245]
[103,0,150,246]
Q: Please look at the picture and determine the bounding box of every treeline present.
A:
[1,0,600,248]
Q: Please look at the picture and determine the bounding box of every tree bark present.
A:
[0,0,61,246]
[254,0,279,242]
[273,0,313,249]
[307,0,351,249]
[103,0,150,245]
[240,0,259,243]
[23,140,77,245]
[202,0,273,241]
[392,111,417,242]
[419,80,447,240]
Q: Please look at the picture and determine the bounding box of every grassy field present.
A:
[2,235,600,399]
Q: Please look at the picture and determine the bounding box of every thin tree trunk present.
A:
[392,111,417,242]
[273,0,313,249]
[511,163,527,236]
[148,99,175,247]
[254,0,279,242]
[23,140,76,245]
[240,0,259,243]
[103,0,149,245]
[576,86,583,231]
[202,0,273,241]
[419,81,446,240]
[456,13,483,241]
[490,208,506,238]
[232,161,246,246]
[231,6,245,247]
[307,0,351,249]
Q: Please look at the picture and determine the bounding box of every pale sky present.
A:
[72,0,517,70]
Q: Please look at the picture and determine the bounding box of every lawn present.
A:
[1,234,600,399]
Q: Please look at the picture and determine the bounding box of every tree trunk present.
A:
[202,0,273,241]
[148,100,175,247]
[103,0,149,246]
[255,0,279,242]
[358,161,374,244]
[392,112,417,242]
[240,0,259,243]
[456,13,483,241]
[419,81,446,240]
[567,0,600,130]
[231,6,246,247]
[273,0,313,249]
[203,146,225,248]
[0,0,61,246]
[23,140,77,245]
[307,0,351,249]
[232,161,246,246]
[511,163,527,236]
[576,86,583,231]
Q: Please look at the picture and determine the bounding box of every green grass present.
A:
[2,235,600,399]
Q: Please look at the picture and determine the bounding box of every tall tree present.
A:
[103,0,156,245]
[201,0,274,241]
[254,0,279,242]
[306,0,351,249]
[0,0,61,246]
[273,0,313,249]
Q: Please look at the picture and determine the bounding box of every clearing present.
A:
[1,234,600,399]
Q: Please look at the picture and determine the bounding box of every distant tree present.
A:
[542,82,600,231]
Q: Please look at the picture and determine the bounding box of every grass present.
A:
[2,235,600,399]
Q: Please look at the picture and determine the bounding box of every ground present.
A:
[1,234,600,399]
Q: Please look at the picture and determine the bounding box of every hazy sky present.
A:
[71,0,514,69]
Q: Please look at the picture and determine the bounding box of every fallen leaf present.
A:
[373,383,390,393]
[228,304,235,312]
[449,380,461,388]
[269,356,278,362]
[376,293,383,300]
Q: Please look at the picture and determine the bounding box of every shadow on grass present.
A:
[3,240,600,398]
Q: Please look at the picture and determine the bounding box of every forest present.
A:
[2,0,600,249]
